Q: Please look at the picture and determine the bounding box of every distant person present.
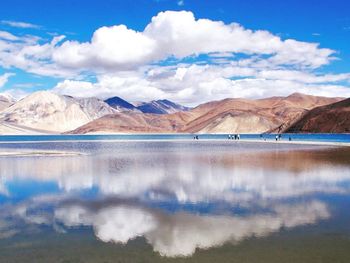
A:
[237,134,240,140]
[228,135,231,140]
[196,135,199,140]
[289,136,292,141]
[275,135,278,141]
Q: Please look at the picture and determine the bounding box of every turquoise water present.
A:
[0,133,349,142]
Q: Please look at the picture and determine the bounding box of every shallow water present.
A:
[0,133,349,142]
[0,139,350,262]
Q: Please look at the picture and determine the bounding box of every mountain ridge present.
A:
[0,91,345,134]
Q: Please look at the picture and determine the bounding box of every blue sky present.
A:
[0,0,349,105]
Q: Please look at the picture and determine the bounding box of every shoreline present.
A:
[0,138,349,147]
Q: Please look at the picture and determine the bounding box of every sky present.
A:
[0,0,350,106]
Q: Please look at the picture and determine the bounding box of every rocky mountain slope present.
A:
[285,97,350,133]
[179,93,341,133]
[74,97,117,119]
[0,91,93,133]
[70,111,192,134]
[0,91,344,134]
[69,93,342,134]
[104,96,138,112]
[0,94,15,111]
[136,99,191,114]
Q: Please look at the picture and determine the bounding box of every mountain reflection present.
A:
[0,144,350,256]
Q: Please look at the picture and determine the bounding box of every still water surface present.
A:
[0,139,350,262]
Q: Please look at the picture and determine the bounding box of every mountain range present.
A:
[0,91,348,134]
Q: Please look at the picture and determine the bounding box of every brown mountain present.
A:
[69,93,342,134]
[179,93,342,133]
[285,97,350,133]
[70,111,192,134]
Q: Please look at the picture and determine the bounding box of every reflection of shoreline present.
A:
[0,138,349,147]
[1,146,350,202]
[0,150,83,157]
[239,139,350,147]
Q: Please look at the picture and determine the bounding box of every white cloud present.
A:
[51,11,335,71]
[0,72,14,88]
[0,11,349,102]
[53,64,350,105]
[0,31,19,41]
[0,33,76,78]
[53,25,157,70]
[1,20,41,29]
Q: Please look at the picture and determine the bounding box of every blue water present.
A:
[0,139,350,261]
[0,133,349,142]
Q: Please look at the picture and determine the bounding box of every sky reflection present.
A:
[0,142,350,256]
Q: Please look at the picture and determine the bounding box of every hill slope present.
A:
[70,93,342,134]
[70,111,192,134]
[75,97,117,119]
[104,96,138,112]
[180,93,341,133]
[285,98,350,133]
[0,94,15,111]
[137,99,191,114]
[0,91,92,133]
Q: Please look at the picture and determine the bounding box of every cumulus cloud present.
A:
[0,33,75,78]
[0,11,349,102]
[53,64,350,105]
[53,25,157,70]
[51,11,335,71]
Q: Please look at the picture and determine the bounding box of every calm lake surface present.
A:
[0,135,350,262]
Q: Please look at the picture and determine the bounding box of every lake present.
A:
[0,135,350,262]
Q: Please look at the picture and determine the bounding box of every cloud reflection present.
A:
[0,193,330,256]
[54,200,329,257]
[0,148,350,204]
[0,146,349,256]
